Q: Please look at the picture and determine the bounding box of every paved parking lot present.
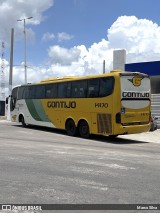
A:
[0,118,160,213]
[120,128,160,143]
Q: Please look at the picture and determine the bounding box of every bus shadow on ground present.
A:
[13,124,149,145]
[90,134,149,144]
[14,123,67,135]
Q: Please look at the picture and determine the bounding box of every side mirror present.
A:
[6,97,8,104]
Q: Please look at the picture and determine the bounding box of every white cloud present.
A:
[48,45,81,65]
[42,32,55,42]
[108,16,160,61]
[42,32,74,42]
[0,0,54,44]
[57,32,74,42]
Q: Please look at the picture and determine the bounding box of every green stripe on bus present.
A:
[32,99,50,122]
[25,99,50,122]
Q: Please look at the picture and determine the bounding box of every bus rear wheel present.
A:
[79,120,90,139]
[65,119,77,137]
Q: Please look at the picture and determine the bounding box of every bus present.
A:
[9,70,151,138]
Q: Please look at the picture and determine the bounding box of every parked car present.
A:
[150,115,158,131]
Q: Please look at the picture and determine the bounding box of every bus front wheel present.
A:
[20,115,26,127]
[79,120,90,139]
[65,119,77,137]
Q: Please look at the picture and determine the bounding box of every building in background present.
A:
[113,49,126,71]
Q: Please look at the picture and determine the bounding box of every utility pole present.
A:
[0,41,5,101]
[17,16,33,84]
[9,28,14,93]
[103,60,105,74]
[7,28,14,121]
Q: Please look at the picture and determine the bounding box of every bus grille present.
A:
[97,113,112,134]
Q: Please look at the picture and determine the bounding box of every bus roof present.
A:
[39,70,124,84]
[40,76,79,83]
[15,70,148,88]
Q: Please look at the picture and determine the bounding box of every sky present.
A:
[1,0,160,93]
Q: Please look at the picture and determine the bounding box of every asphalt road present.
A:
[0,120,160,212]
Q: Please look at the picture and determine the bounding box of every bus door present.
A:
[120,73,150,126]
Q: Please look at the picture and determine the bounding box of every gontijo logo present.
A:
[128,77,143,87]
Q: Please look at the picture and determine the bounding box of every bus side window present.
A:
[87,79,99,98]
[46,84,53,98]
[46,84,58,98]
[35,85,45,99]
[79,80,87,98]
[71,85,78,98]
[71,80,87,98]
[58,83,66,98]
[23,86,35,99]
[28,86,35,99]
[58,83,71,98]
[23,87,29,99]
[18,87,25,100]
[66,83,71,98]
[99,77,114,97]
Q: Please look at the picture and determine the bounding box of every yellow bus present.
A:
[9,70,151,138]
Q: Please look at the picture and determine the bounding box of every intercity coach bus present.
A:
[9,70,151,138]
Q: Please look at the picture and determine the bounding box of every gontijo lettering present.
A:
[47,101,76,108]
[122,92,149,98]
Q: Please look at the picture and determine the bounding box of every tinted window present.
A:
[23,87,29,99]
[16,77,114,100]
[87,78,99,98]
[71,80,87,98]
[12,87,18,99]
[29,86,35,99]
[35,85,45,99]
[99,77,114,97]
[58,82,71,98]
[17,86,25,100]
[23,86,35,99]
[45,84,57,98]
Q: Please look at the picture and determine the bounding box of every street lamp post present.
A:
[17,16,33,84]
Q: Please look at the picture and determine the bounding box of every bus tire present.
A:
[21,116,26,127]
[65,119,77,137]
[78,120,90,139]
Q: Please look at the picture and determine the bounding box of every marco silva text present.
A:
[137,205,158,210]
